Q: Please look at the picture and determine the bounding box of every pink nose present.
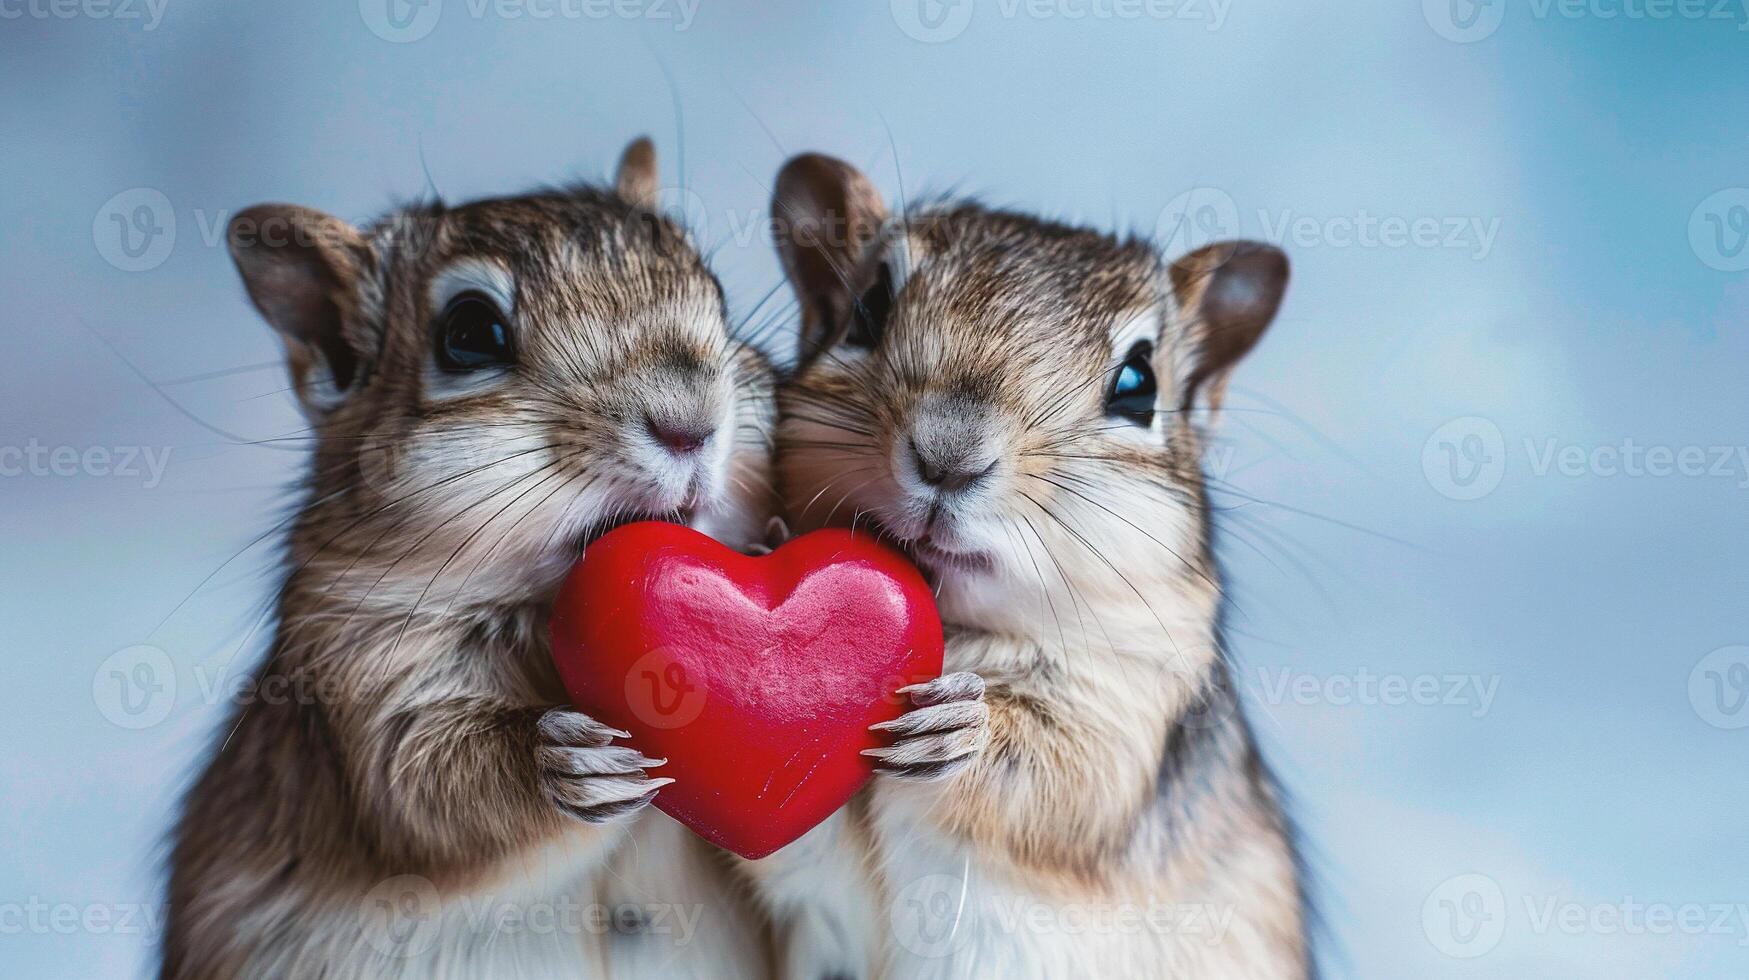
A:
[646,417,713,455]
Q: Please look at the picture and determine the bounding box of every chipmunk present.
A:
[745,153,1309,979]
[162,139,777,979]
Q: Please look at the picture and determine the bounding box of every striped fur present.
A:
[747,154,1308,979]
[163,144,777,979]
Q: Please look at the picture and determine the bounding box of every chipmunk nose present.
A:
[906,390,1000,495]
[645,416,714,456]
[911,439,996,493]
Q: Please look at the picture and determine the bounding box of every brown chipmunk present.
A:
[744,153,1309,979]
[161,139,776,979]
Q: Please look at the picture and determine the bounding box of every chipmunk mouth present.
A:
[860,515,995,582]
[907,535,996,577]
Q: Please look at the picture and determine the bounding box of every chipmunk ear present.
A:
[771,153,888,365]
[615,136,659,210]
[227,204,374,416]
[1167,240,1288,415]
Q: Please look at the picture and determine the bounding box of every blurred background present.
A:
[3,1,1746,976]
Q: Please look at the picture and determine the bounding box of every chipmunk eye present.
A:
[1106,343,1157,426]
[843,262,894,349]
[435,292,513,371]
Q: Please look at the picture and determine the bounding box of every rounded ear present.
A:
[227,204,373,416]
[615,136,659,210]
[1167,240,1288,415]
[770,153,888,364]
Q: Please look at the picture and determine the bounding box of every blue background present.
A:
[3,1,1746,975]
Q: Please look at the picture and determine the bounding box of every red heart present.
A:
[548,522,943,859]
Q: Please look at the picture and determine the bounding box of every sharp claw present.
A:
[896,672,986,707]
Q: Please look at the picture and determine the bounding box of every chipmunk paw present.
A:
[864,672,989,780]
[536,708,670,823]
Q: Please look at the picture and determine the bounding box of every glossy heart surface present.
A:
[549,522,943,859]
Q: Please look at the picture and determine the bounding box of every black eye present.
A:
[843,262,894,349]
[1106,343,1157,426]
[435,292,513,371]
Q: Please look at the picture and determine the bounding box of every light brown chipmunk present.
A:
[745,153,1309,979]
[162,140,776,979]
